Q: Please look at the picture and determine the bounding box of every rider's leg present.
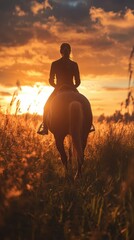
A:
[37,89,57,135]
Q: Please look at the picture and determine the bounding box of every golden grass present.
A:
[0,113,134,240]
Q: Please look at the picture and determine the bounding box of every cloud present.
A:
[0,39,55,87]
[33,19,59,42]
[90,98,103,101]
[90,7,134,29]
[26,70,43,77]
[50,0,90,23]
[89,7,134,57]
[0,1,133,48]
[92,0,134,12]
[31,0,52,15]
[0,1,32,47]
[89,6,134,50]
[14,5,26,17]
[102,87,128,91]
[0,0,134,89]
[0,91,11,96]
[0,26,33,47]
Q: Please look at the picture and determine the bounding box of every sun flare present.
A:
[10,85,54,115]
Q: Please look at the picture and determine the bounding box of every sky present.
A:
[0,0,134,116]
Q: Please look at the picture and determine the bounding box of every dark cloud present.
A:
[0,0,32,13]
[50,1,90,23]
[0,1,58,47]
[110,28,134,45]
[34,25,58,42]
[0,25,33,47]
[0,1,33,46]
[0,0,133,48]
[78,36,115,50]
[0,0,17,12]
[92,0,134,12]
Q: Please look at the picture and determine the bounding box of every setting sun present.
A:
[9,85,54,115]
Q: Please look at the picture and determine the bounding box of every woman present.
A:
[37,43,81,135]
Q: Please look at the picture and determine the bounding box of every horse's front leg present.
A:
[55,135,68,171]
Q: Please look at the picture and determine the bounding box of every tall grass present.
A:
[0,113,134,240]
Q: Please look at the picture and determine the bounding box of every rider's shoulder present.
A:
[69,59,77,65]
[51,58,62,65]
[51,58,78,66]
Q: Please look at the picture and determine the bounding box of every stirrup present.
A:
[37,123,48,135]
[89,124,95,133]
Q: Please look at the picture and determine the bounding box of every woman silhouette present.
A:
[38,43,81,135]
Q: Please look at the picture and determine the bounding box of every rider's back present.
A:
[50,58,79,88]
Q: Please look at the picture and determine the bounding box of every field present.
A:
[0,113,134,240]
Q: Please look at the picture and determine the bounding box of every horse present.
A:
[45,89,93,178]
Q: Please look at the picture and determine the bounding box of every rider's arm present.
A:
[74,62,81,88]
[49,62,56,88]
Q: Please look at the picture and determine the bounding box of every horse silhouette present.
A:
[45,88,93,178]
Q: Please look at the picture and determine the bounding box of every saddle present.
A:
[56,84,78,93]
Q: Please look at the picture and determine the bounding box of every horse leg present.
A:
[74,133,88,179]
[74,142,83,179]
[82,132,89,161]
[74,152,83,179]
[68,136,73,165]
[55,136,68,171]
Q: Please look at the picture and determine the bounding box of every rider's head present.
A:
[60,43,71,58]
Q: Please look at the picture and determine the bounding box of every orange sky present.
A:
[0,0,134,116]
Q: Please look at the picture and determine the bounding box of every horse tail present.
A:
[69,101,83,165]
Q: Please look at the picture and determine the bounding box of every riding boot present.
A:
[37,122,48,135]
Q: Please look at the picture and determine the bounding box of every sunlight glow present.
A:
[10,85,54,115]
